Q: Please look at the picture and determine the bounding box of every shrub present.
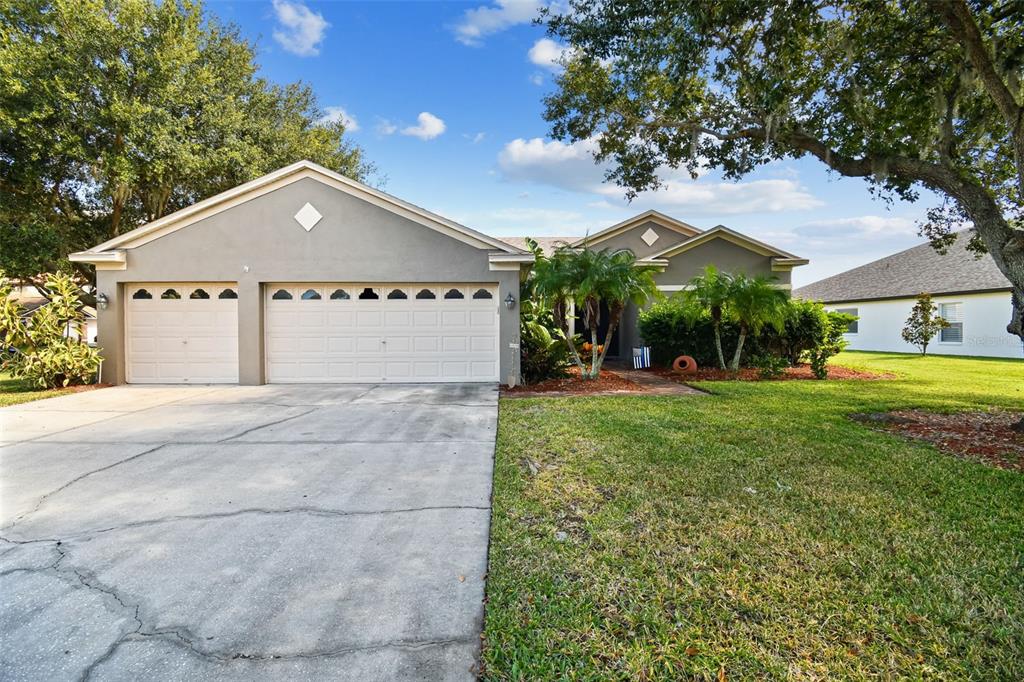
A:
[805,311,854,379]
[638,300,742,368]
[520,318,572,385]
[750,352,788,379]
[0,272,102,387]
[901,292,947,355]
[640,297,850,374]
[750,298,829,364]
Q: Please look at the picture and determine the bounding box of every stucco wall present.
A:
[585,219,692,259]
[825,291,1021,359]
[655,238,790,286]
[95,177,522,384]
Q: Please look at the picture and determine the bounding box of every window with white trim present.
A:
[939,302,963,343]
[835,307,858,334]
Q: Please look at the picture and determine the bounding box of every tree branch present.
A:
[927,0,1024,194]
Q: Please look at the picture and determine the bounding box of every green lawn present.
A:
[0,371,87,407]
[484,352,1024,680]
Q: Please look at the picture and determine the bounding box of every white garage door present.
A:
[265,284,499,383]
[126,283,239,384]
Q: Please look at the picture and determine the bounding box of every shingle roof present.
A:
[497,237,576,255]
[793,229,1011,303]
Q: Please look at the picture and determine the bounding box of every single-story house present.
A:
[70,160,807,385]
[793,230,1022,359]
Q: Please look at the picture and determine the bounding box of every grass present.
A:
[0,371,91,407]
[483,352,1024,680]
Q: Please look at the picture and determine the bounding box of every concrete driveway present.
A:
[0,383,497,681]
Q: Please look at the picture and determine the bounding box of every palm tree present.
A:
[726,274,788,370]
[534,245,661,378]
[683,265,734,370]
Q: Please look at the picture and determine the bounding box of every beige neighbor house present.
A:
[70,160,807,386]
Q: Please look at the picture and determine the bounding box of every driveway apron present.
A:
[0,383,497,681]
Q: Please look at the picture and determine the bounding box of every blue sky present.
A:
[214,0,941,287]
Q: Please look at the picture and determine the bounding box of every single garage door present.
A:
[265,284,499,383]
[126,283,239,384]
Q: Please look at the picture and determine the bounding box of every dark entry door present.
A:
[575,301,620,358]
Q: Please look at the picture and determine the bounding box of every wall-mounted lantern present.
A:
[504,292,516,310]
[97,293,109,310]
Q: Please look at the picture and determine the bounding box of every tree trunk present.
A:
[713,324,727,370]
[589,327,599,378]
[559,298,587,373]
[730,326,747,370]
[593,304,623,376]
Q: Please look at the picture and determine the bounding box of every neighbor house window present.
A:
[835,307,858,334]
[939,302,963,343]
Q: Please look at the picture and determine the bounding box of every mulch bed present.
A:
[503,367,643,395]
[851,409,1024,472]
[651,363,890,382]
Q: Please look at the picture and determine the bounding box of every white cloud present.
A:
[272,0,329,57]
[453,0,545,46]
[320,106,359,132]
[401,112,447,140]
[528,72,545,86]
[464,131,487,144]
[528,38,571,70]
[376,119,398,135]
[497,136,821,214]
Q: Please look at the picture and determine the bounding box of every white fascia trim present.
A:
[84,160,524,255]
[68,250,127,270]
[570,210,702,248]
[772,257,810,271]
[489,253,535,271]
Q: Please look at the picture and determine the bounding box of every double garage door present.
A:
[265,284,499,383]
[124,282,499,384]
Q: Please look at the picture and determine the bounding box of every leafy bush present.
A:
[805,311,854,379]
[750,298,829,364]
[520,318,572,385]
[750,352,788,379]
[638,300,742,368]
[0,272,102,387]
[640,297,850,373]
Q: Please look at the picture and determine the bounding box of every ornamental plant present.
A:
[901,293,949,355]
[0,272,102,387]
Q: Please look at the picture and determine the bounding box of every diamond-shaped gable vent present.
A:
[294,202,323,232]
[641,227,660,246]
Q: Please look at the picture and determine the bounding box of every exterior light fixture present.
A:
[504,292,516,310]
[97,293,109,309]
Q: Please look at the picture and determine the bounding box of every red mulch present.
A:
[651,364,889,382]
[852,409,1024,472]
[503,367,643,395]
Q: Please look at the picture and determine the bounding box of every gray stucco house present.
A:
[71,160,806,385]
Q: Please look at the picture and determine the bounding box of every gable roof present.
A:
[570,210,701,248]
[793,229,1011,303]
[647,224,807,265]
[70,160,524,263]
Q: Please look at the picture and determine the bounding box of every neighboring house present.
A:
[70,160,806,386]
[794,230,1021,359]
[8,283,98,344]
